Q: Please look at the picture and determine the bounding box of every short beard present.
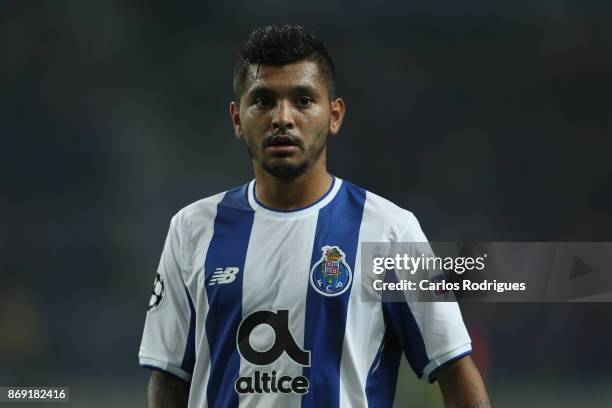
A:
[261,154,311,179]
[245,132,327,179]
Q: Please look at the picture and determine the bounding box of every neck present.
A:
[253,155,333,211]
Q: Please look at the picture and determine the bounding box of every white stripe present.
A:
[352,191,472,384]
[179,192,224,408]
[187,266,212,408]
[396,212,472,382]
[339,192,388,407]
[239,211,318,407]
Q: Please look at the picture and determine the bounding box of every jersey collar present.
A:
[247,176,342,218]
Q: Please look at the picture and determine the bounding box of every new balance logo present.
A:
[209,267,240,286]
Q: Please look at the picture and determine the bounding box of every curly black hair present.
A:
[233,25,336,101]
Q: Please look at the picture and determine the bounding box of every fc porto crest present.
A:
[310,246,352,296]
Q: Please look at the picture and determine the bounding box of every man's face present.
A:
[230,60,344,178]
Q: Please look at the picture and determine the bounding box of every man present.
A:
[139,24,490,408]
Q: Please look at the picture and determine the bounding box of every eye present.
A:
[254,96,273,107]
[297,96,313,107]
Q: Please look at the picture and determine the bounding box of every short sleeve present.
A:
[138,215,196,381]
[383,212,472,383]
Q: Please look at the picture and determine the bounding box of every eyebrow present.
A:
[247,84,320,98]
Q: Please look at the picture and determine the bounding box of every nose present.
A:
[271,100,294,131]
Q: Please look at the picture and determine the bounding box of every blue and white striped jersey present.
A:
[139,177,471,408]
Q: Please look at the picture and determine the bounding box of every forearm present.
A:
[437,356,491,408]
[147,369,190,408]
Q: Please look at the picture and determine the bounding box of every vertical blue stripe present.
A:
[365,324,401,407]
[204,184,254,408]
[180,285,196,375]
[302,182,366,408]
[381,267,429,378]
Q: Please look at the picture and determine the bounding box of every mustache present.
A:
[262,132,304,149]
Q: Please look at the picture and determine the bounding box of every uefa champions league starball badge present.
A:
[148,272,165,311]
[310,245,352,296]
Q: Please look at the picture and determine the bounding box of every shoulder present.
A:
[171,189,230,234]
[343,180,425,241]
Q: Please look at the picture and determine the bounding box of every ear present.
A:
[229,101,244,139]
[329,98,346,136]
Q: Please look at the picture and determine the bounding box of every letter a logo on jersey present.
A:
[310,246,352,297]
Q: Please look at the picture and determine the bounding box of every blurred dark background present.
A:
[2,1,612,406]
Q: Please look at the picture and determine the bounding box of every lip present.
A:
[265,144,299,153]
